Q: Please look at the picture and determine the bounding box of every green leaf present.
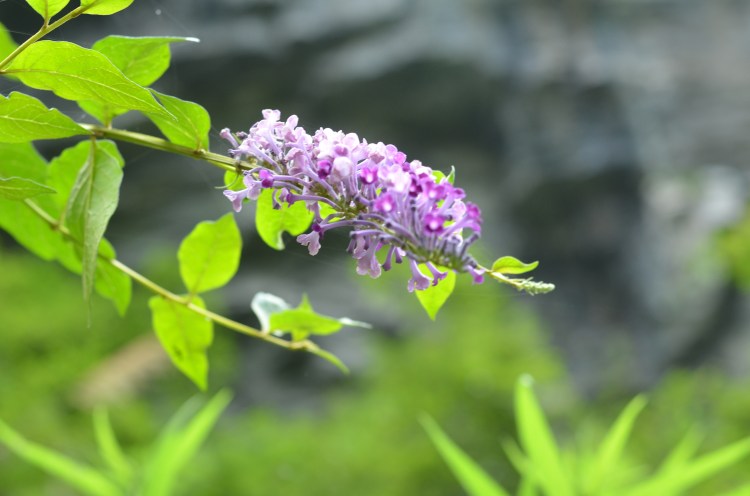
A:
[178,213,241,294]
[269,294,343,341]
[78,37,198,124]
[514,375,574,496]
[142,391,231,496]
[149,295,213,390]
[0,92,89,143]
[0,196,63,260]
[0,418,120,496]
[432,166,455,185]
[255,188,314,250]
[628,436,750,496]
[252,292,368,342]
[250,292,291,332]
[0,141,46,182]
[415,266,456,320]
[0,146,131,314]
[47,141,91,210]
[65,140,123,306]
[491,256,539,275]
[223,170,245,191]
[318,201,341,221]
[81,0,134,15]
[92,36,198,87]
[149,91,211,150]
[308,347,351,375]
[7,41,169,117]
[24,0,70,20]
[584,395,647,493]
[92,238,132,316]
[92,408,132,486]
[657,428,703,475]
[0,143,62,260]
[0,177,55,200]
[420,415,510,496]
[0,21,19,61]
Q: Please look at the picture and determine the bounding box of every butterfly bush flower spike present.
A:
[221,110,554,295]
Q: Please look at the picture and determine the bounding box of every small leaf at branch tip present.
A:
[491,256,539,275]
[311,348,350,374]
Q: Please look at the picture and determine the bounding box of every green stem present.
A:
[0,5,88,70]
[80,124,254,173]
[481,264,556,295]
[22,199,328,358]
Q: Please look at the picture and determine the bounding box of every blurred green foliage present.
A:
[719,204,750,290]
[3,245,750,495]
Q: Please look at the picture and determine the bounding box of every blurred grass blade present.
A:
[142,390,232,496]
[92,408,132,486]
[514,375,574,496]
[717,483,750,496]
[0,418,120,496]
[628,436,750,496]
[657,427,703,475]
[502,439,539,496]
[420,414,510,496]
[584,395,647,493]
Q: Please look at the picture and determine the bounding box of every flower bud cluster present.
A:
[221,110,485,291]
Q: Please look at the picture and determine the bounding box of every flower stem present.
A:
[80,124,254,173]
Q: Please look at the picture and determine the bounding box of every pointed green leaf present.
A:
[149,295,212,390]
[47,141,92,210]
[657,428,703,475]
[269,294,343,341]
[0,196,63,261]
[628,437,750,496]
[142,390,231,496]
[0,92,88,143]
[92,408,132,486]
[415,266,456,320]
[149,91,210,150]
[0,22,18,61]
[585,395,647,493]
[93,239,131,316]
[515,375,574,496]
[24,0,70,20]
[308,347,350,374]
[0,142,46,181]
[250,292,291,332]
[92,36,198,87]
[255,188,314,250]
[0,418,120,496]
[81,0,134,15]
[492,256,539,275]
[7,41,169,117]
[0,177,55,200]
[420,415,510,496]
[65,140,123,305]
[178,213,241,295]
[0,143,62,260]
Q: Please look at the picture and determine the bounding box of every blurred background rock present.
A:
[2,0,750,494]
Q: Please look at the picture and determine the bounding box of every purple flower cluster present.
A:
[221,109,485,291]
